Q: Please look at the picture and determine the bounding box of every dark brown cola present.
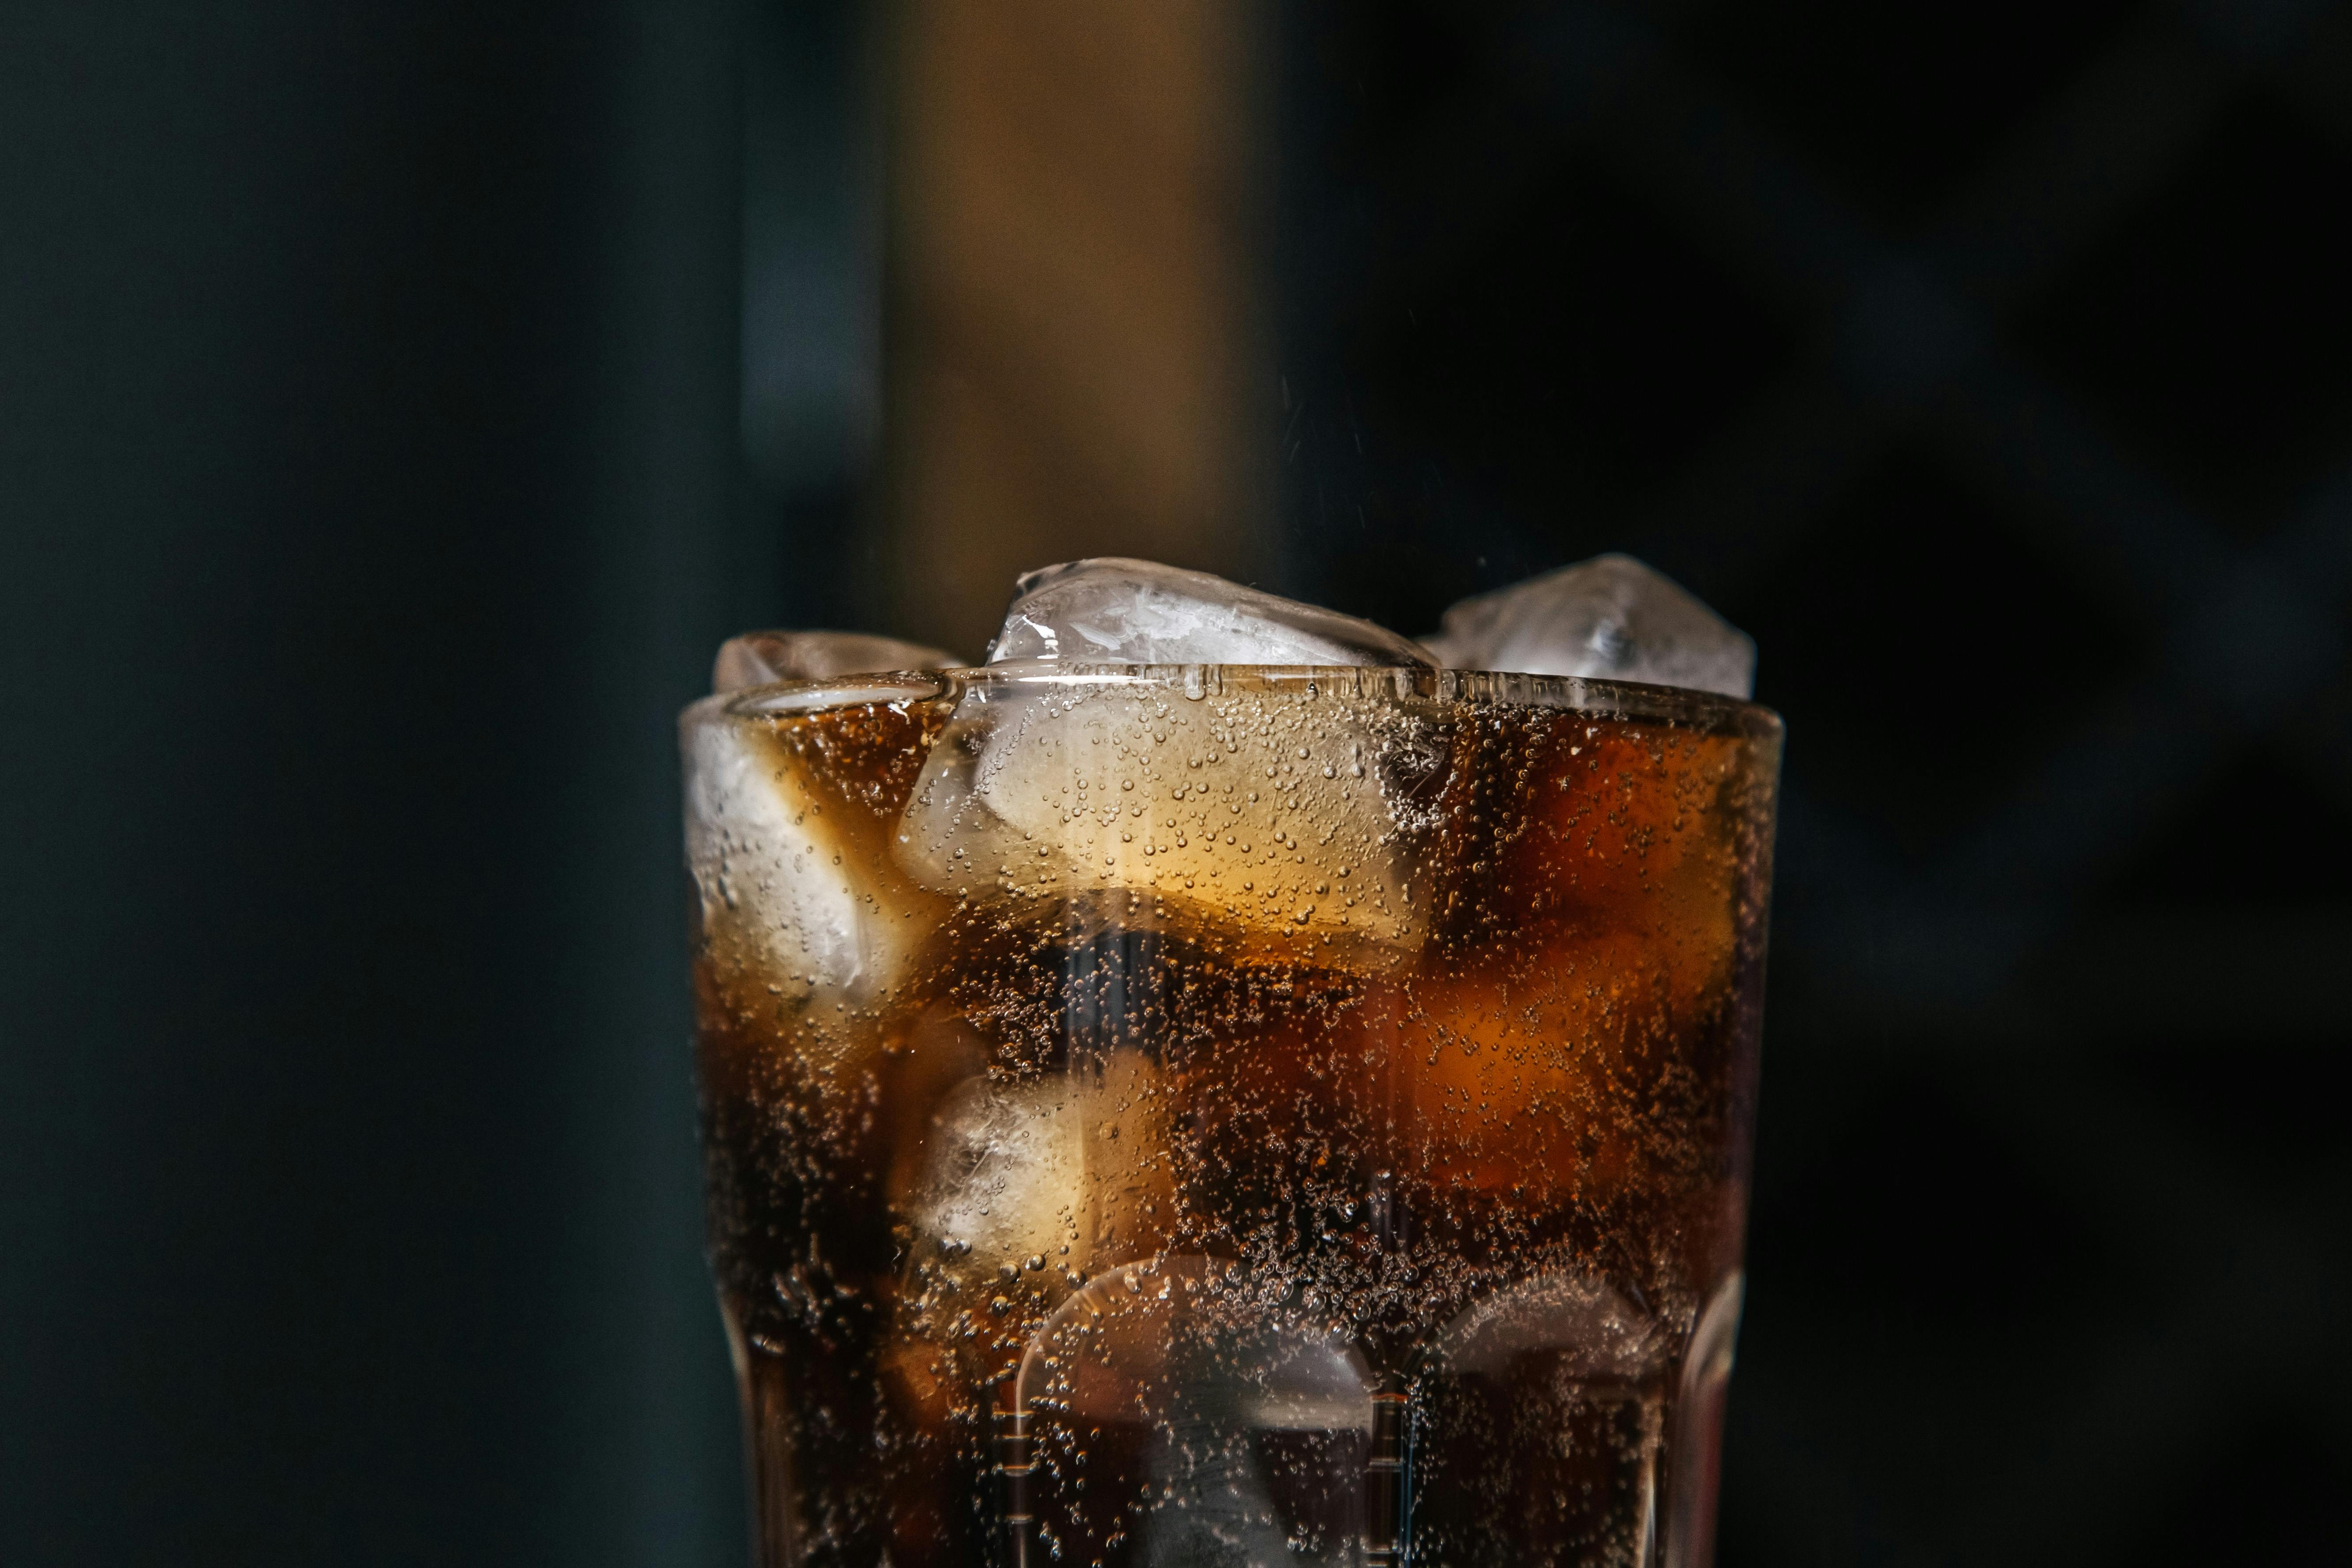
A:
[683,666,1779,1568]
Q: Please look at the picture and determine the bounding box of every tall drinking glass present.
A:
[682,664,1781,1568]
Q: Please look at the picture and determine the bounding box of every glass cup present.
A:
[681,664,1781,1568]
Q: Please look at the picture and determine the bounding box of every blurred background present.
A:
[5,0,2348,1562]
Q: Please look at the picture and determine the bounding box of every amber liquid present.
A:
[688,672,1777,1568]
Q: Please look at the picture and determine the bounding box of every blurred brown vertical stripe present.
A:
[884,0,1273,658]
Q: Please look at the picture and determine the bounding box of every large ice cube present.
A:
[713,629,961,692]
[900,561,1444,966]
[987,558,1435,667]
[892,668,1442,969]
[1423,554,1755,698]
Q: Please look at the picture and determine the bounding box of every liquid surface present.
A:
[685,669,1779,1568]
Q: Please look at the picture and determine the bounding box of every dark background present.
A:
[5,2,2348,1564]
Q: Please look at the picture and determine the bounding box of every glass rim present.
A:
[686,662,1781,737]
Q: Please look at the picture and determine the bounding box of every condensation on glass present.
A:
[682,664,1781,1568]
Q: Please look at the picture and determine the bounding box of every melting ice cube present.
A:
[1423,554,1755,699]
[713,629,961,692]
[891,670,1438,970]
[896,1045,1177,1287]
[679,698,928,1015]
[896,561,1445,969]
[987,558,1435,668]
[905,1074,1089,1273]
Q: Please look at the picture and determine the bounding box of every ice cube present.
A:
[896,1049,1176,1282]
[1423,554,1755,698]
[903,1074,1089,1273]
[923,566,1438,967]
[987,558,1435,667]
[713,629,961,692]
[882,1049,1180,1419]
[892,668,1441,970]
[680,697,935,1020]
